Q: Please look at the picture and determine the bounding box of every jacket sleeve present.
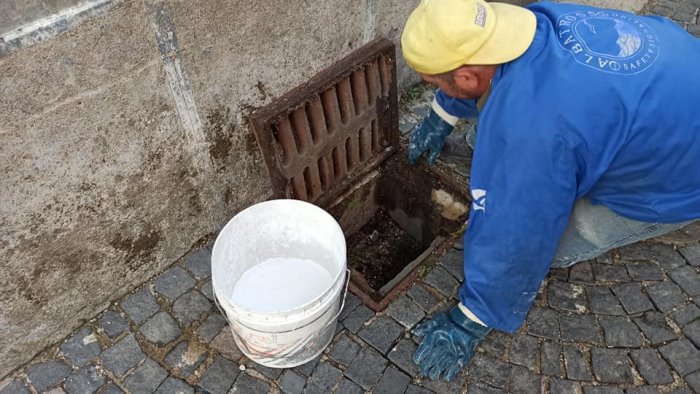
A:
[433,89,479,124]
[459,120,580,332]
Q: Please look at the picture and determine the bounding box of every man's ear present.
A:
[452,66,480,93]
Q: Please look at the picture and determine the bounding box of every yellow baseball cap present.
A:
[401,0,537,75]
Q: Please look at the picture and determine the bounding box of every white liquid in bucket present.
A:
[232,257,332,312]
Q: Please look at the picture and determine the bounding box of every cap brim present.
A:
[466,3,537,65]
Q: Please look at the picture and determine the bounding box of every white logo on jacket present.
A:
[471,189,487,212]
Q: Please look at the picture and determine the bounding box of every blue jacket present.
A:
[435,2,700,332]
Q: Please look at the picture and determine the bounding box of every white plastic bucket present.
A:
[211,199,347,368]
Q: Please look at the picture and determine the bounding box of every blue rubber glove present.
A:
[413,305,490,381]
[408,107,455,165]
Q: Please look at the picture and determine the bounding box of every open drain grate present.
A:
[250,38,399,207]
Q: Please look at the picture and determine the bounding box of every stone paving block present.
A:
[140,311,181,345]
[599,317,644,348]
[386,295,425,329]
[210,326,243,362]
[551,268,570,281]
[154,267,196,301]
[388,338,419,378]
[165,341,206,378]
[510,364,542,394]
[586,286,625,316]
[197,355,239,394]
[60,326,101,367]
[469,353,511,389]
[374,366,411,394]
[626,262,664,281]
[541,342,563,377]
[468,382,505,394]
[549,281,588,313]
[563,345,593,381]
[339,293,362,321]
[123,358,168,393]
[342,305,374,333]
[549,378,581,394]
[625,387,661,394]
[99,310,129,339]
[509,334,538,371]
[560,314,601,345]
[659,339,700,376]
[0,380,30,394]
[155,377,194,394]
[99,334,145,377]
[671,304,700,326]
[668,389,694,394]
[305,361,343,393]
[632,312,678,345]
[336,378,364,394]
[423,266,460,297]
[200,280,214,301]
[686,370,700,393]
[120,287,160,324]
[617,243,653,262]
[254,364,283,380]
[185,248,212,279]
[650,244,686,271]
[420,370,467,394]
[328,334,360,367]
[582,385,624,394]
[407,283,442,312]
[293,355,320,377]
[230,372,270,393]
[440,249,465,282]
[26,360,71,392]
[526,307,560,340]
[612,283,654,315]
[679,244,700,267]
[358,315,404,354]
[100,383,124,393]
[570,261,595,283]
[196,312,227,343]
[345,347,388,390]
[405,384,433,394]
[478,330,511,359]
[629,349,674,385]
[668,266,700,296]
[646,281,686,312]
[64,365,105,394]
[172,290,211,325]
[592,264,629,282]
[280,370,306,394]
[683,319,700,347]
[591,349,634,384]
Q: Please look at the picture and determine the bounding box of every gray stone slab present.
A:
[197,355,239,394]
[185,248,212,279]
[625,386,662,394]
[591,349,635,384]
[548,281,587,313]
[405,384,433,394]
[210,326,244,362]
[140,311,181,345]
[630,349,674,385]
[345,347,388,390]
[386,295,425,329]
[165,341,206,378]
[679,244,700,267]
[671,304,700,326]
[99,334,145,377]
[668,266,700,296]
[420,369,467,394]
[659,339,700,376]
[123,358,168,393]
[60,326,101,367]
[64,365,105,394]
[526,307,560,340]
[510,364,542,394]
[626,261,664,281]
[280,370,306,394]
[586,286,625,316]
[468,382,505,394]
[509,334,538,371]
[172,290,211,325]
[560,314,601,345]
[305,362,343,393]
[407,283,442,312]
[200,280,214,301]
[100,383,124,394]
[120,287,160,324]
[683,319,700,348]
[342,305,374,334]
[551,268,570,281]
[374,366,410,394]
[338,292,362,321]
[154,267,196,301]
[541,342,563,377]
[423,266,460,297]
[563,345,593,381]
[570,261,595,283]
[336,378,364,394]
[646,282,686,312]
[617,243,653,262]
[468,354,511,389]
[99,310,129,339]
[439,249,464,282]
[600,317,644,348]
[292,355,320,377]
[633,312,678,345]
[549,379,581,394]
[253,364,283,380]
[592,264,629,282]
[26,360,71,392]
[230,372,270,394]
[0,380,30,394]
[582,386,624,394]
[196,312,227,343]
[478,330,511,359]
[155,377,194,394]
[358,315,404,355]
[388,338,419,378]
[612,283,655,315]
[650,244,686,271]
[687,370,700,393]
[328,334,360,367]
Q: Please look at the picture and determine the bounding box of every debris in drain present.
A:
[431,189,468,220]
[347,209,425,291]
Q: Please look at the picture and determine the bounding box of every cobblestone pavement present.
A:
[2,3,699,394]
